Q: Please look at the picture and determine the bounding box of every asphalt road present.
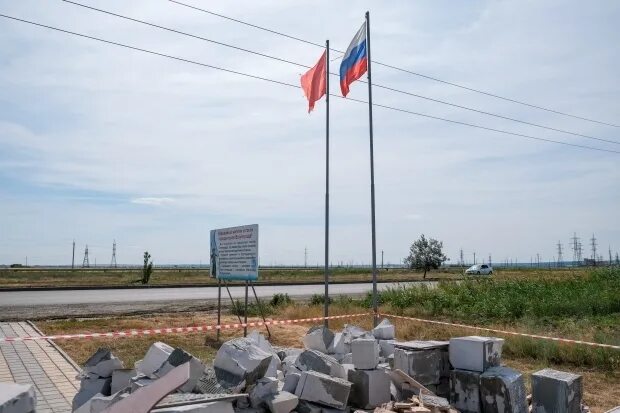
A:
[0,281,434,306]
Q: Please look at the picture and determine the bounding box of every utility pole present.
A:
[570,232,580,265]
[609,246,613,266]
[381,250,384,269]
[536,253,540,268]
[590,234,597,265]
[473,252,476,265]
[488,254,492,267]
[459,248,464,267]
[304,247,307,268]
[82,245,90,268]
[72,240,75,270]
[111,240,117,268]
[557,241,563,268]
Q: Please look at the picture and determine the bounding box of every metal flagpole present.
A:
[324,39,330,328]
[365,11,379,327]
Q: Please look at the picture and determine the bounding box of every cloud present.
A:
[0,0,618,265]
[130,197,175,206]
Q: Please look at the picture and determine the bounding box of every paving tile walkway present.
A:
[0,322,80,413]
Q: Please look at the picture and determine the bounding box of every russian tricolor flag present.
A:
[339,22,367,97]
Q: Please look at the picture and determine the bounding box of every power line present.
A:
[168,0,620,129]
[63,0,620,147]
[2,13,619,155]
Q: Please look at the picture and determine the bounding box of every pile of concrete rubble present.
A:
[0,319,591,413]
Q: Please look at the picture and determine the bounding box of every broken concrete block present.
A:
[351,339,380,370]
[329,332,346,355]
[84,355,124,378]
[266,391,298,413]
[480,366,527,413]
[450,369,481,413]
[111,369,136,394]
[372,319,395,340]
[347,368,391,409]
[531,368,582,413]
[282,372,301,394]
[135,342,175,376]
[303,326,335,354]
[276,347,303,361]
[340,353,352,365]
[90,391,128,413]
[378,339,396,358]
[73,377,112,410]
[214,337,273,389]
[295,371,352,409]
[265,355,282,378]
[248,331,275,354]
[154,401,234,412]
[249,377,279,408]
[420,394,450,409]
[295,350,346,379]
[393,348,441,385]
[449,336,503,373]
[0,382,36,413]
[154,348,206,393]
[342,325,372,345]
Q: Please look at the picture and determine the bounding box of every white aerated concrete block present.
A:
[531,368,582,413]
[393,348,441,386]
[303,326,334,354]
[351,339,380,370]
[372,319,395,340]
[347,368,391,409]
[135,342,174,376]
[0,382,36,413]
[295,371,352,409]
[449,336,504,372]
[266,391,299,413]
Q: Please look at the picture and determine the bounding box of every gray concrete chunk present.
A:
[295,350,345,379]
[351,339,379,370]
[479,366,527,413]
[154,401,234,412]
[73,377,112,410]
[347,368,390,409]
[282,372,301,394]
[214,337,273,389]
[0,382,36,413]
[303,326,335,354]
[135,342,175,377]
[393,347,441,385]
[249,377,279,408]
[295,371,352,409]
[449,336,504,372]
[450,369,481,413]
[266,391,298,413]
[378,339,396,358]
[372,318,395,340]
[531,368,582,413]
[111,369,136,394]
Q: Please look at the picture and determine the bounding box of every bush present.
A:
[270,293,292,307]
[310,294,333,306]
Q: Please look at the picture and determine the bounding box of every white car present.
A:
[465,264,493,275]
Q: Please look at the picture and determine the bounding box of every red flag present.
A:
[300,51,327,112]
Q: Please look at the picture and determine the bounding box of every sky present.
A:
[0,0,619,266]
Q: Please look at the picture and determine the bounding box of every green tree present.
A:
[404,234,447,278]
[142,251,153,284]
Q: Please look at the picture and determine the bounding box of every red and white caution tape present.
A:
[380,313,620,350]
[0,313,371,343]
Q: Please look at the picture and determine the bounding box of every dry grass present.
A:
[38,302,619,412]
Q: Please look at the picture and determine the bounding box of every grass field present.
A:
[0,266,591,288]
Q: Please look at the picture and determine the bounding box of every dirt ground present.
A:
[38,307,620,412]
